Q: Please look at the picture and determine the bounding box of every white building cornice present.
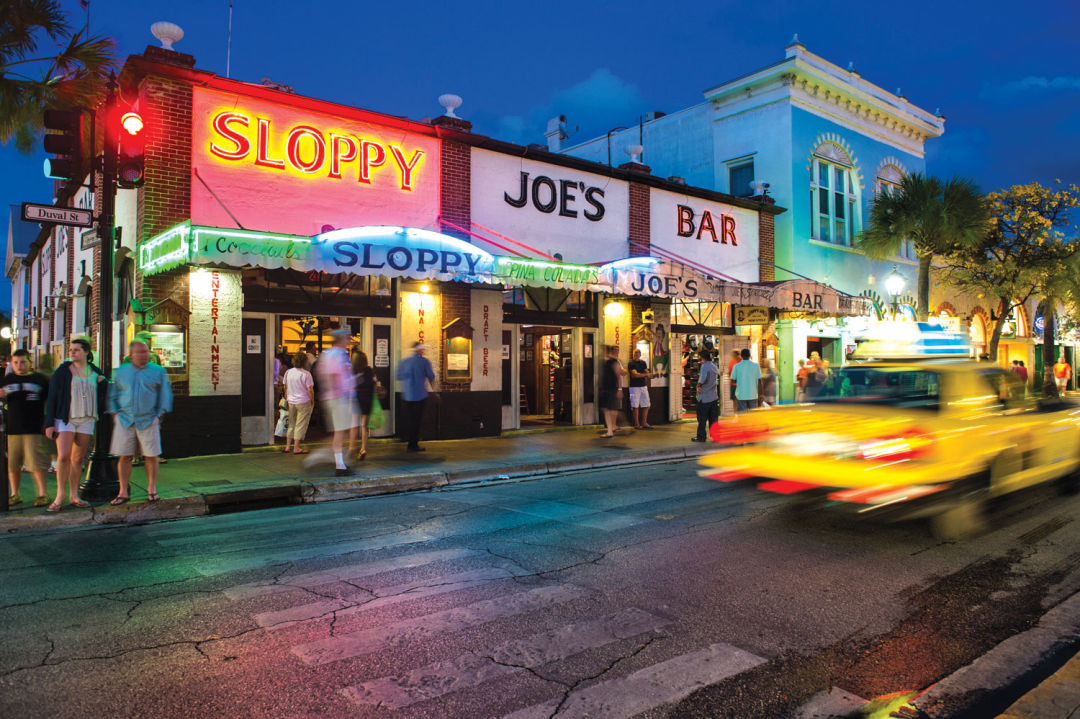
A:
[703,44,945,159]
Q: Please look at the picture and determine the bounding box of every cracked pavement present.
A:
[2,459,1080,718]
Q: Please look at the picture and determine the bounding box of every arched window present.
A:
[876,164,904,196]
[810,142,860,246]
[875,164,914,259]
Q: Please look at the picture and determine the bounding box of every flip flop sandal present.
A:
[47,503,63,513]
[110,496,130,506]
[147,493,160,502]
[293,449,309,454]
[68,500,91,508]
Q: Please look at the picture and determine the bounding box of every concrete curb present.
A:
[912,592,1080,717]
[0,446,706,535]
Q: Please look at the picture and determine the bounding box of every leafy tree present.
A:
[0,0,117,175]
[939,182,1080,365]
[858,173,987,321]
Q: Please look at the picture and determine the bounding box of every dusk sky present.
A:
[3,0,1078,309]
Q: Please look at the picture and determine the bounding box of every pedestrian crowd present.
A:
[3,336,172,511]
[24,332,1064,510]
[272,331,434,476]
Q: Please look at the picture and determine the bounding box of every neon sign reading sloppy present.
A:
[208,111,426,190]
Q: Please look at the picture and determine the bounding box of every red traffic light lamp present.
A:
[121,111,144,135]
[117,109,146,189]
[42,109,84,183]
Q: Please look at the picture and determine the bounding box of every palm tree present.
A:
[1,0,117,175]
[1035,256,1080,396]
[857,173,987,321]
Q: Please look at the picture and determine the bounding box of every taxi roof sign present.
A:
[852,321,971,360]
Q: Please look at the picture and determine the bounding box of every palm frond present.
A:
[0,0,69,63]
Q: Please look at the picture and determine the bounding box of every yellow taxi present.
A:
[698,324,1080,538]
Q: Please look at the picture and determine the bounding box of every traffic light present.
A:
[42,109,84,182]
[116,110,146,189]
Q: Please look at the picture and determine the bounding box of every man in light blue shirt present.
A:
[107,340,173,505]
[396,341,437,452]
[692,349,719,442]
[731,348,762,413]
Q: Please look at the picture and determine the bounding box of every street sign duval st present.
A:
[22,202,93,228]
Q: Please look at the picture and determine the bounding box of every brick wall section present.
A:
[139,73,192,240]
[628,184,651,257]
[436,129,473,392]
[628,296,652,328]
[130,69,195,396]
[439,138,471,241]
[439,282,471,392]
[758,212,775,281]
[141,268,191,396]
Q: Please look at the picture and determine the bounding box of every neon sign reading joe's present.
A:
[208,110,426,190]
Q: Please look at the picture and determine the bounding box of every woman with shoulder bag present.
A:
[351,350,377,461]
[43,338,107,511]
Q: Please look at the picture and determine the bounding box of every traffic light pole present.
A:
[80,77,118,501]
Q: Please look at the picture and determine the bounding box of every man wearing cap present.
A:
[316,329,355,475]
[396,341,437,452]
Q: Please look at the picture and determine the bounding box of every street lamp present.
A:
[884,266,906,316]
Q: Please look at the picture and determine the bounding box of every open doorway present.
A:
[519,325,574,426]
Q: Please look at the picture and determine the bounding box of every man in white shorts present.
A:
[315,329,356,476]
[107,340,173,504]
[627,348,653,429]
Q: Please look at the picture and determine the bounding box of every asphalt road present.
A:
[2,457,1079,718]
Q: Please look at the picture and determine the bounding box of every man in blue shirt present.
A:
[731,348,762,413]
[107,340,173,504]
[692,349,718,442]
[396,341,437,452]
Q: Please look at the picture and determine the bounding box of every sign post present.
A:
[79,76,120,502]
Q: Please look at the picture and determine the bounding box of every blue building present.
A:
[557,38,948,400]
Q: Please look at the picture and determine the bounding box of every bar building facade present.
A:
[12,44,870,457]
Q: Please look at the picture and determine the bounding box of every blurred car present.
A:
[698,327,1080,538]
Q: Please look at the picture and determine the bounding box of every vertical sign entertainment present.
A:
[190,268,242,396]
[210,272,221,390]
[482,304,490,378]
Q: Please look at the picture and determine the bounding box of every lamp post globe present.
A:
[884,266,906,315]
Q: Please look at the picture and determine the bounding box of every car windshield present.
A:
[811,365,941,410]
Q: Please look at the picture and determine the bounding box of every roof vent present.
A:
[260,78,294,93]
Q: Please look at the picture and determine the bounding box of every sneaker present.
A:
[335,467,354,477]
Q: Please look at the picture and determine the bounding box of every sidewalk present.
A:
[0,421,708,534]
[995,647,1080,718]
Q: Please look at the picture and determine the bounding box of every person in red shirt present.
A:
[1016,360,1029,385]
[726,350,740,404]
[795,359,808,402]
[1054,357,1072,395]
